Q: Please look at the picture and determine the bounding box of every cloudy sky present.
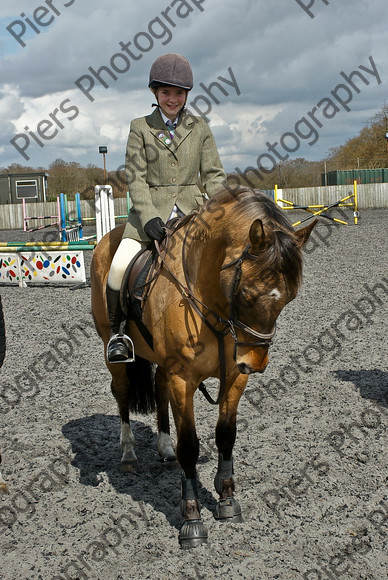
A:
[0,0,386,175]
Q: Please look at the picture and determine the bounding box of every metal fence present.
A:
[278,183,388,208]
[0,198,130,231]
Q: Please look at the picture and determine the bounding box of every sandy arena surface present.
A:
[0,208,387,580]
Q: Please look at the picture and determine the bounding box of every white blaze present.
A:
[270,288,281,300]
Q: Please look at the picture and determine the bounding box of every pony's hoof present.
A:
[159,452,177,465]
[214,497,243,523]
[121,459,139,473]
[157,435,176,463]
[178,519,208,549]
[160,459,178,469]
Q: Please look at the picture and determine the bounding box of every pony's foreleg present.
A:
[167,373,207,549]
[110,364,138,472]
[155,366,176,462]
[213,373,248,522]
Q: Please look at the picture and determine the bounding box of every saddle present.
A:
[119,245,157,349]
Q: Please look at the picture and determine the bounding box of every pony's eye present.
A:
[240,286,258,304]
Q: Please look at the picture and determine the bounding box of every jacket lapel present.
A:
[146,108,175,153]
[146,108,166,131]
[146,108,194,154]
[172,112,194,151]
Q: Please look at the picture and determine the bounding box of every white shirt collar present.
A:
[159,108,178,126]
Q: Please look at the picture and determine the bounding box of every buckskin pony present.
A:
[90,187,316,548]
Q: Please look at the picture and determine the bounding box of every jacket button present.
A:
[171,162,176,167]
[171,177,176,183]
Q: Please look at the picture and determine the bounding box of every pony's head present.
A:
[213,188,316,374]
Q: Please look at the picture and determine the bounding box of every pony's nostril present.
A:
[237,362,252,375]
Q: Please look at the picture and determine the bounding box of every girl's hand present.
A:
[144,217,167,242]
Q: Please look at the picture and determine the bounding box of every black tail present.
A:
[125,356,156,414]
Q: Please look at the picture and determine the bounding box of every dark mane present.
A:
[202,187,304,290]
[209,186,293,229]
[168,187,304,292]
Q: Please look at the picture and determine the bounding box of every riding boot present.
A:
[106,285,133,363]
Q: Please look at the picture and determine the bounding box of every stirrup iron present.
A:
[106,333,135,363]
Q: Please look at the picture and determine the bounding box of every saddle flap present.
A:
[120,247,155,314]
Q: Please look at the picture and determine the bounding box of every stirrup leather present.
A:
[106,333,135,363]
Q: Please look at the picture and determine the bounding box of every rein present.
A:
[155,214,276,405]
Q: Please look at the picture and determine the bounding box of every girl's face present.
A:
[156,86,187,120]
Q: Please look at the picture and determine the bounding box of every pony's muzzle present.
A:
[237,362,253,374]
[237,360,268,375]
[236,348,269,375]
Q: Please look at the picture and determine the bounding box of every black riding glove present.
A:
[144,217,166,242]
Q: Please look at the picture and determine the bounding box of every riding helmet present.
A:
[149,53,193,90]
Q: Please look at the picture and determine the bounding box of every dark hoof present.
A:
[214,497,243,523]
[121,459,139,473]
[159,455,178,468]
[178,519,208,549]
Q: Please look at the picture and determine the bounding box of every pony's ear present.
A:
[294,219,317,246]
[249,219,267,252]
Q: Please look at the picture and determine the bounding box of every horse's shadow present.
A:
[62,414,217,529]
[334,369,388,407]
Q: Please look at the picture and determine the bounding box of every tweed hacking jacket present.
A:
[123,107,226,242]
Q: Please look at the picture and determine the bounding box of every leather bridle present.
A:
[221,246,276,359]
[156,215,276,405]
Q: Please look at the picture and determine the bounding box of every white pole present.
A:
[101,187,109,236]
[107,186,115,232]
[95,185,115,242]
[95,186,102,243]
